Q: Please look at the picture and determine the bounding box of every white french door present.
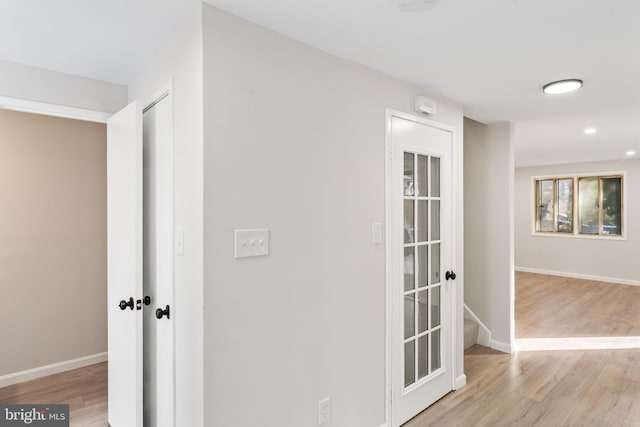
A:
[388,112,455,427]
[107,101,144,427]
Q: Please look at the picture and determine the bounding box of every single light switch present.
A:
[372,223,383,245]
[235,229,269,258]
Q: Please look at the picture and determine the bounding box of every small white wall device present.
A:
[396,0,434,11]
[414,95,437,115]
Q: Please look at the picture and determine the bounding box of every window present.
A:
[534,174,624,237]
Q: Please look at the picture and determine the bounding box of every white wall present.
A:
[0,110,107,378]
[464,118,514,350]
[202,5,464,427]
[515,158,640,285]
[0,59,126,113]
[128,7,204,427]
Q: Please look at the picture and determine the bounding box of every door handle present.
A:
[136,296,152,310]
[119,297,134,310]
[445,271,456,281]
[156,305,170,320]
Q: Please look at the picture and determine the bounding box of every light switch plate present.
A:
[234,229,269,258]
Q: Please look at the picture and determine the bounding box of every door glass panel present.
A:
[431,243,440,285]
[404,247,415,292]
[417,245,428,289]
[417,335,429,380]
[431,200,440,241]
[417,290,428,333]
[404,294,415,339]
[431,330,441,372]
[401,150,446,390]
[431,157,440,197]
[417,154,428,196]
[404,152,415,196]
[404,199,414,243]
[404,340,415,387]
[431,286,441,328]
[417,200,428,242]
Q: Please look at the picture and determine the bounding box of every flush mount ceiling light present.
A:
[543,79,583,95]
[626,150,636,156]
[396,0,434,11]
[584,128,597,135]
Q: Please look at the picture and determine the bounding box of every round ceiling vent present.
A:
[396,0,434,11]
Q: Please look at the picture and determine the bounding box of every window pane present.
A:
[417,289,428,334]
[404,294,415,339]
[431,200,440,241]
[579,178,599,234]
[431,157,440,197]
[404,152,414,196]
[404,199,414,243]
[417,245,428,289]
[431,243,440,285]
[404,247,415,291]
[417,200,428,243]
[431,286,441,328]
[404,340,415,387]
[536,180,553,232]
[431,330,441,372]
[417,335,429,380]
[602,177,622,235]
[417,154,428,196]
[556,179,573,233]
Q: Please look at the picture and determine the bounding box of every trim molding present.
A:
[0,352,107,388]
[515,266,640,287]
[463,304,491,347]
[454,374,467,390]
[490,340,514,354]
[0,95,111,123]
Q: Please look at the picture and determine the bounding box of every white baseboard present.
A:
[515,266,640,287]
[463,304,491,347]
[490,339,514,354]
[454,374,467,390]
[0,352,107,388]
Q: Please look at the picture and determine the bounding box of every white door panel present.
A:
[389,114,454,427]
[143,93,175,427]
[108,101,143,427]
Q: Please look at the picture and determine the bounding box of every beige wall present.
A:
[515,158,640,284]
[464,118,514,349]
[202,5,464,427]
[0,109,107,376]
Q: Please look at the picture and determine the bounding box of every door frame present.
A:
[384,108,462,426]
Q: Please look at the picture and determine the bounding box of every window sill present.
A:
[531,232,627,241]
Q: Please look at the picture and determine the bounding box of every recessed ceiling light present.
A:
[543,79,583,95]
[626,150,636,156]
[584,128,597,135]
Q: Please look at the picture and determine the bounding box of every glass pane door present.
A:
[403,152,442,389]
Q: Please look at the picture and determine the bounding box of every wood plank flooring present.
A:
[0,362,107,426]
[404,272,640,427]
[2,272,639,426]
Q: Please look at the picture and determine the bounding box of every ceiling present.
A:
[1,0,638,167]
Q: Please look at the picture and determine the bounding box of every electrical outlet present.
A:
[317,397,331,425]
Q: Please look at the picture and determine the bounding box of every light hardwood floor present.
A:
[2,272,639,426]
[0,362,107,426]
[404,271,640,426]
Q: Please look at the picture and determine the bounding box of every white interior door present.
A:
[143,92,175,427]
[108,101,143,427]
[389,113,454,427]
